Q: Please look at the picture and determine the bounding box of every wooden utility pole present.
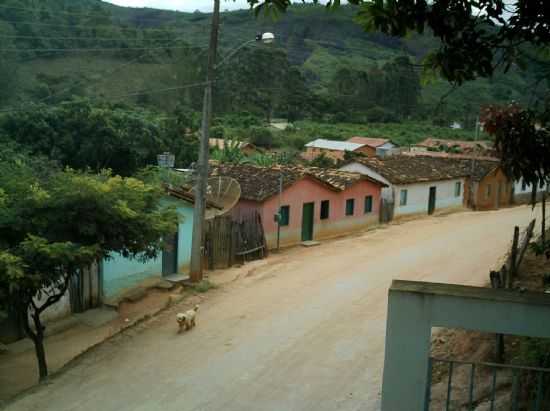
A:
[190,0,221,282]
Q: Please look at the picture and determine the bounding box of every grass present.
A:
[191,279,218,293]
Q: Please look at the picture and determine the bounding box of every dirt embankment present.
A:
[429,246,550,410]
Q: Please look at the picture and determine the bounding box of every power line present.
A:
[0,45,206,53]
[0,18,192,33]
[0,3,185,24]
[0,33,201,43]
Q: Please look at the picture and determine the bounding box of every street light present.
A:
[189,29,276,282]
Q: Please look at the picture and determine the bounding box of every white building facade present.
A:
[340,160,467,218]
[514,178,549,204]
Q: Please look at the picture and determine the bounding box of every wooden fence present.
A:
[489,218,536,361]
[204,211,267,270]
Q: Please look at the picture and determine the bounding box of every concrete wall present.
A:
[381,280,550,411]
[393,179,465,216]
[242,177,382,249]
[101,198,194,299]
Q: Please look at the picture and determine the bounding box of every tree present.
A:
[249,1,550,86]
[0,151,178,381]
[482,103,550,240]
[0,101,168,176]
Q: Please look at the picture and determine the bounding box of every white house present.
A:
[514,178,549,204]
[340,156,469,219]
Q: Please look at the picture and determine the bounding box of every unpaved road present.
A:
[3,206,539,411]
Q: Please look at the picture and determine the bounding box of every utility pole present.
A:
[468,116,480,209]
[190,0,221,282]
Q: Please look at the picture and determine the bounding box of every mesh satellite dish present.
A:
[204,176,241,219]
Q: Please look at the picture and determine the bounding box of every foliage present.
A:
[210,140,247,164]
[0,152,178,380]
[247,126,276,149]
[482,104,550,196]
[191,279,217,293]
[309,152,334,168]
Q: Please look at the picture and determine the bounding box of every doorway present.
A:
[162,231,178,276]
[496,182,502,208]
[428,186,437,215]
[301,202,314,242]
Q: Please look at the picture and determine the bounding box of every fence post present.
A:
[508,226,520,287]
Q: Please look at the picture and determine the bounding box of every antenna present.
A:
[204,176,241,220]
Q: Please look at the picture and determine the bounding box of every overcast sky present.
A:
[104,0,253,12]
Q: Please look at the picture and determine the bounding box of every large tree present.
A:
[0,149,178,381]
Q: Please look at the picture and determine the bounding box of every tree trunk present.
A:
[21,309,48,381]
[542,191,546,245]
[31,312,48,381]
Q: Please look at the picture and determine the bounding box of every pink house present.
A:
[210,164,387,249]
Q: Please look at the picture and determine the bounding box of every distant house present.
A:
[414,138,496,157]
[302,139,370,163]
[347,137,399,157]
[210,164,387,248]
[513,178,549,204]
[465,159,513,210]
[340,156,470,219]
[209,138,258,156]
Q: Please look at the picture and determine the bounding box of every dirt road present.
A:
[3,206,539,411]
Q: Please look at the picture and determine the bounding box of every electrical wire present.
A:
[0,45,206,53]
[0,3,185,23]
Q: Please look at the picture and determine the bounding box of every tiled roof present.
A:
[350,155,501,184]
[416,138,493,151]
[403,151,499,161]
[209,164,386,202]
[348,136,392,148]
[305,138,365,152]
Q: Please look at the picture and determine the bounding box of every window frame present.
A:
[364,195,373,214]
[454,181,461,197]
[279,205,290,226]
[320,200,330,220]
[399,189,408,206]
[345,198,355,216]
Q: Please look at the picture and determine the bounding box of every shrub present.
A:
[248,127,275,148]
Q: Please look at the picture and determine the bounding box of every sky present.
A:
[104,0,253,13]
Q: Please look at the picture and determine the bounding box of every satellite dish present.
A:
[204,176,241,219]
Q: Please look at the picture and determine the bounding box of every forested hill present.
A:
[0,0,545,126]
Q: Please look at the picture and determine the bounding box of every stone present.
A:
[123,287,147,303]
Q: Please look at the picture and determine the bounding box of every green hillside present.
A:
[0,0,545,128]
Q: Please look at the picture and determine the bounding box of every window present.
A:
[279,205,290,226]
[345,199,355,216]
[454,182,461,197]
[320,200,330,220]
[399,189,408,206]
[364,196,373,213]
[486,184,492,199]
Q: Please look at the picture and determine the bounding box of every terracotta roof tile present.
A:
[348,136,392,147]
[209,164,386,202]
[350,155,500,185]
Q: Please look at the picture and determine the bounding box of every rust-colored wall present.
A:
[470,168,513,210]
[302,147,344,163]
[356,145,376,157]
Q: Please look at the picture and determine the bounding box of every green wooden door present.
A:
[301,202,314,242]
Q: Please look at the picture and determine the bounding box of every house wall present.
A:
[302,147,344,163]
[340,162,465,216]
[356,145,376,157]
[393,179,465,216]
[101,199,194,299]
[252,177,381,249]
[514,178,548,204]
[471,168,512,210]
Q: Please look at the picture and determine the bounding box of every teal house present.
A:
[101,192,196,299]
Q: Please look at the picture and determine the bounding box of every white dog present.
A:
[176,305,199,333]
